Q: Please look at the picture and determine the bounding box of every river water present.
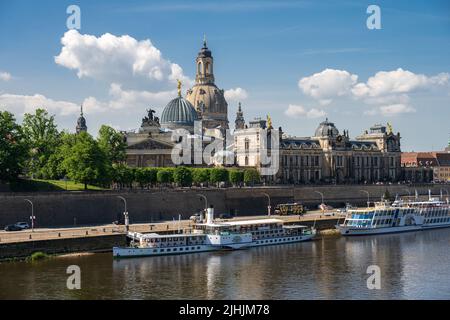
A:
[1,228,449,299]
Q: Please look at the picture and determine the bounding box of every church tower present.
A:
[76,104,87,134]
[195,36,215,85]
[235,102,245,130]
[185,36,229,130]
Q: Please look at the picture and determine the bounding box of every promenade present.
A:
[0,211,343,244]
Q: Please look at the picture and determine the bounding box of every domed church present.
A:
[185,37,229,130]
[124,38,230,168]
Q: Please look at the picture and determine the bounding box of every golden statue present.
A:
[387,122,393,135]
[267,114,273,129]
[177,79,182,97]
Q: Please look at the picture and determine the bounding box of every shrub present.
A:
[157,168,174,185]
[173,166,193,187]
[229,169,244,186]
[210,167,229,185]
[192,168,211,185]
[244,168,260,185]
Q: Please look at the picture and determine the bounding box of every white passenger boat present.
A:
[337,194,450,236]
[113,206,316,258]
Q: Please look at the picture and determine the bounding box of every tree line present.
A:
[0,109,260,189]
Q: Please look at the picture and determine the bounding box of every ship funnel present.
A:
[206,205,214,225]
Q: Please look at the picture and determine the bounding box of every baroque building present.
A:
[185,37,229,130]
[123,38,406,185]
[75,104,87,134]
[234,109,402,184]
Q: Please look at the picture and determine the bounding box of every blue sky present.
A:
[0,0,449,151]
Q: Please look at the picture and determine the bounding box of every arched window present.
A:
[205,62,210,74]
[197,62,202,74]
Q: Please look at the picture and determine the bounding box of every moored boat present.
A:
[337,194,450,236]
[113,206,316,258]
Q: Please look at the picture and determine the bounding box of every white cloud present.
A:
[365,104,416,117]
[285,104,326,119]
[298,69,358,105]
[0,71,12,81]
[306,108,327,118]
[54,30,192,87]
[224,87,248,101]
[351,68,448,98]
[0,93,79,116]
[298,68,449,117]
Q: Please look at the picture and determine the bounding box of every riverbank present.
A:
[0,214,340,261]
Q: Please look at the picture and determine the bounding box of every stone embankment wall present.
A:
[0,184,445,228]
[0,234,126,260]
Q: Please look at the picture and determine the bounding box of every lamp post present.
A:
[261,192,271,216]
[117,196,129,232]
[197,194,208,221]
[24,199,35,232]
[314,191,324,207]
[360,190,370,208]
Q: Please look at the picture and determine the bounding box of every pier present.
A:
[0,212,341,260]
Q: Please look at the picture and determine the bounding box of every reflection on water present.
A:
[1,229,450,299]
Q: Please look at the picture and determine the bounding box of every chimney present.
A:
[206,205,214,225]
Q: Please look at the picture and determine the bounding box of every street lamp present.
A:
[117,196,129,232]
[197,194,208,221]
[314,191,324,205]
[24,199,35,232]
[359,190,370,208]
[261,192,271,216]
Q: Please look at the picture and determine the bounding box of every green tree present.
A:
[134,167,157,189]
[0,111,27,182]
[244,168,260,186]
[229,169,244,186]
[174,166,193,187]
[60,132,109,190]
[112,163,134,189]
[157,168,173,185]
[210,167,229,186]
[97,125,127,163]
[192,168,210,185]
[22,109,60,178]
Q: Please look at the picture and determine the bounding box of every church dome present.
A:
[315,118,339,137]
[185,84,228,120]
[160,96,198,130]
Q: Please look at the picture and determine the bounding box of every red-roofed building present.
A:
[401,151,450,183]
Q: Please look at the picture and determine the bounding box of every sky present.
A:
[0,0,449,151]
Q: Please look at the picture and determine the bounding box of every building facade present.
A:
[234,109,402,184]
[185,38,229,130]
[123,38,408,185]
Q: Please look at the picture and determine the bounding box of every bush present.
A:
[112,163,135,188]
[210,168,229,186]
[157,168,174,185]
[28,251,50,262]
[229,169,244,186]
[244,168,260,185]
[192,168,211,185]
[173,166,193,187]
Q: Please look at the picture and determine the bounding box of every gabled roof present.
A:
[127,138,174,150]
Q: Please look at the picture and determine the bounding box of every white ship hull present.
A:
[249,234,315,246]
[113,234,315,258]
[113,244,216,258]
[338,222,450,236]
